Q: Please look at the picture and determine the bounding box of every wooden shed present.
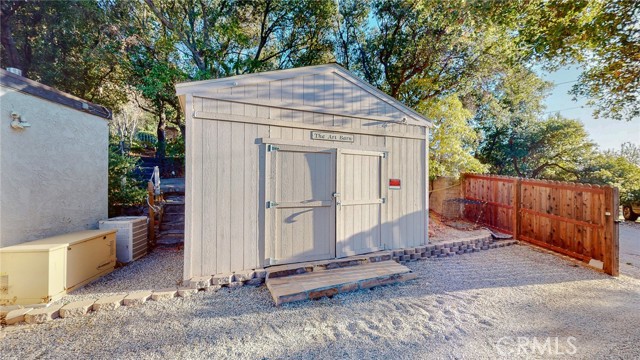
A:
[176,64,432,280]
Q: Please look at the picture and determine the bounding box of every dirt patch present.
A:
[429,211,492,243]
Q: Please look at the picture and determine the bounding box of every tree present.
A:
[0,0,129,109]
[508,0,640,121]
[142,0,336,77]
[479,114,597,179]
[420,95,488,179]
[578,152,640,205]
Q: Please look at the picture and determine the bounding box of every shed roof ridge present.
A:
[175,63,432,127]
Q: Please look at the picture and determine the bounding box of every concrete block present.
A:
[211,274,232,285]
[245,278,264,286]
[151,289,178,301]
[123,291,152,306]
[189,276,212,289]
[93,294,126,311]
[227,281,244,289]
[403,248,415,255]
[254,269,267,279]
[177,287,198,298]
[203,285,222,292]
[5,308,32,325]
[25,304,63,324]
[0,305,22,318]
[233,271,255,282]
[60,300,95,318]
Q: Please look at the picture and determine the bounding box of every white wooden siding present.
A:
[183,66,429,278]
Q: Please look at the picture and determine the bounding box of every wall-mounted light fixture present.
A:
[10,111,31,129]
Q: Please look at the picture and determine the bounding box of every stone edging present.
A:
[0,270,269,327]
[1,236,517,327]
[392,236,519,263]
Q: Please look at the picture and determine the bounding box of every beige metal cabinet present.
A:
[0,230,116,305]
[0,243,67,305]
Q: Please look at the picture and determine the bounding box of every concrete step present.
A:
[160,221,184,231]
[156,236,183,246]
[164,195,185,203]
[164,204,185,214]
[266,260,416,306]
[158,229,184,238]
[163,213,184,222]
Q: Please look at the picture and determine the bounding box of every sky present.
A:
[539,67,640,151]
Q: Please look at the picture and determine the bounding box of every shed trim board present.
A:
[177,63,432,127]
[178,64,429,279]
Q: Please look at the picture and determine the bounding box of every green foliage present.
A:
[419,95,488,179]
[0,1,130,109]
[479,114,597,179]
[166,137,185,160]
[108,146,147,208]
[503,0,640,121]
[578,151,640,205]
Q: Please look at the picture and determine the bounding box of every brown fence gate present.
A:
[463,174,619,276]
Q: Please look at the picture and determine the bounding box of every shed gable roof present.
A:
[176,64,432,127]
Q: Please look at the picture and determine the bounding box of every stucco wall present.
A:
[0,85,109,247]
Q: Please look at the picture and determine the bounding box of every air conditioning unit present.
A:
[99,216,148,263]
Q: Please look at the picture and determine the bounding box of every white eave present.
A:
[175,63,433,128]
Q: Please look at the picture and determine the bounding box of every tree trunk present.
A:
[156,111,167,171]
[0,7,20,68]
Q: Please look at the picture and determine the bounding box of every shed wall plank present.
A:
[201,120,218,275]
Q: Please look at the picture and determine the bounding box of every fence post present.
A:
[147,181,156,246]
[512,178,521,239]
[603,186,619,276]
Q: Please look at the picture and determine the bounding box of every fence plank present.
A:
[462,174,619,276]
[603,187,619,276]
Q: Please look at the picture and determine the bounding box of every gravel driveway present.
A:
[2,244,640,359]
[620,221,640,278]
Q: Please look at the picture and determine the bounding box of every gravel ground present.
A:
[2,244,639,359]
[56,246,184,304]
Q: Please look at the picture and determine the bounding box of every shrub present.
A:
[108,146,147,209]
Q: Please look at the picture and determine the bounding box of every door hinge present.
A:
[267,144,280,152]
[381,197,386,204]
[266,201,279,208]
[382,152,388,159]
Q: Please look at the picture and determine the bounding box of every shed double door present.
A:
[335,149,386,257]
[265,144,385,266]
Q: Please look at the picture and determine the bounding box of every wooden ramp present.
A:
[266,257,417,306]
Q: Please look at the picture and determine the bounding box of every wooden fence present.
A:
[463,174,619,276]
